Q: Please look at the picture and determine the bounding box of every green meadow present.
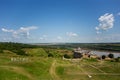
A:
[0,47,120,80]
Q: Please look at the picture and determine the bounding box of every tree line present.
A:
[0,42,37,55]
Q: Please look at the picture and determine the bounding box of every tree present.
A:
[108,53,114,58]
[101,55,106,59]
[48,53,53,57]
[64,54,71,58]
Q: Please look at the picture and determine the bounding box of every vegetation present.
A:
[115,57,120,62]
[64,54,72,59]
[38,43,120,52]
[108,53,114,58]
[0,42,120,80]
[102,55,106,59]
[0,42,37,56]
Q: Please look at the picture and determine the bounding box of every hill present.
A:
[0,42,120,80]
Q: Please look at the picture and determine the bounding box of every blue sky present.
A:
[0,0,120,43]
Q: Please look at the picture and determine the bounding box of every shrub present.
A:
[48,53,54,57]
[101,55,106,59]
[64,54,71,59]
[108,53,114,58]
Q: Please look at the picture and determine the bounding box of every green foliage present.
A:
[64,54,71,59]
[48,53,54,57]
[39,43,120,52]
[0,42,37,56]
[101,55,106,59]
[108,53,114,58]
[44,49,64,58]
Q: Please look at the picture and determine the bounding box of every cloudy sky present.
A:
[0,0,120,43]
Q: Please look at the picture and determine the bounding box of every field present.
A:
[0,47,120,80]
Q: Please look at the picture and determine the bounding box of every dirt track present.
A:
[49,60,60,80]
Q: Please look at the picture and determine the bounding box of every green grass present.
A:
[24,48,48,57]
[56,66,65,75]
[7,57,53,80]
[0,68,29,80]
[0,48,120,80]
[55,58,120,80]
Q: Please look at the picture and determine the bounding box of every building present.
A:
[73,47,83,58]
[73,51,83,58]
[73,47,99,59]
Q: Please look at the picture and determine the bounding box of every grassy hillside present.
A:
[23,48,48,57]
[0,51,120,80]
[0,42,120,80]
[0,53,53,80]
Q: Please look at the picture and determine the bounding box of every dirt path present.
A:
[0,66,36,80]
[67,72,120,75]
[77,64,94,79]
[88,64,107,74]
[49,60,60,80]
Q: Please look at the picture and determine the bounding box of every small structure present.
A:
[73,47,99,59]
[73,51,83,58]
[73,47,83,58]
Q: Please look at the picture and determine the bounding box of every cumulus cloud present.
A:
[1,26,38,38]
[66,32,78,37]
[95,13,114,34]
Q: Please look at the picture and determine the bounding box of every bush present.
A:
[108,53,114,58]
[48,53,54,57]
[64,54,71,59]
[17,50,28,56]
[101,55,106,59]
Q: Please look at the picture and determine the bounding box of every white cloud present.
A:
[2,28,14,32]
[20,26,37,31]
[39,37,44,40]
[95,13,114,33]
[57,36,62,40]
[39,35,47,40]
[95,27,99,31]
[96,31,101,34]
[66,32,78,37]
[1,26,38,38]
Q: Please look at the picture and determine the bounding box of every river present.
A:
[91,50,120,58]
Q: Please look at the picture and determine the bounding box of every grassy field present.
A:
[0,48,120,80]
